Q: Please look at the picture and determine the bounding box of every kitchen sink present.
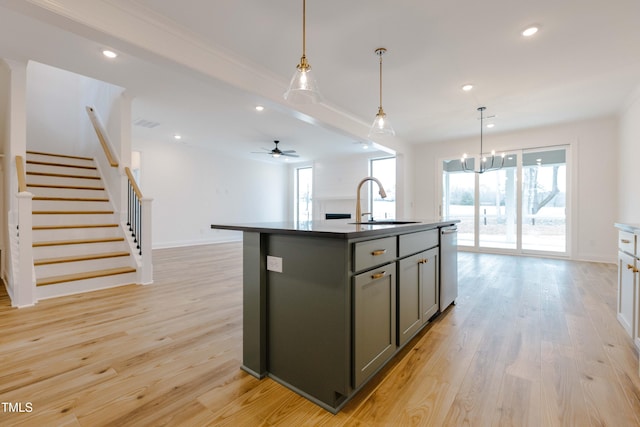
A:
[349,220,420,225]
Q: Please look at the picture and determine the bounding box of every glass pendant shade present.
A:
[284,0,321,104]
[369,107,395,136]
[284,56,321,103]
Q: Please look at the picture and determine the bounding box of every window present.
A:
[370,157,396,220]
[295,167,312,222]
[441,146,568,255]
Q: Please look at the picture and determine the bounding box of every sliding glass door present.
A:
[478,156,517,249]
[521,148,567,253]
[442,160,475,246]
[441,146,568,255]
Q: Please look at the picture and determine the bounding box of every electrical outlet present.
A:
[267,256,283,273]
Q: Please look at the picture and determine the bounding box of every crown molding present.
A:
[2,0,409,154]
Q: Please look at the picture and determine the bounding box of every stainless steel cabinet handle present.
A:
[621,239,631,244]
[371,249,387,256]
[371,271,387,279]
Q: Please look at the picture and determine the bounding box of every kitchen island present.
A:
[210,219,459,413]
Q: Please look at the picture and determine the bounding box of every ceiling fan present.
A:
[253,140,299,158]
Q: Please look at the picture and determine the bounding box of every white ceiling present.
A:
[1,0,639,163]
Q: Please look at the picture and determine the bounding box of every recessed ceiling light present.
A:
[486,123,495,128]
[174,134,182,140]
[522,26,539,37]
[461,84,474,92]
[102,49,118,59]
[255,105,264,112]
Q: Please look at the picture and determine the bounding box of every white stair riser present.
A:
[32,213,118,227]
[33,200,112,211]
[27,187,108,199]
[35,256,135,278]
[33,241,129,259]
[33,226,121,241]
[27,175,103,188]
[26,152,140,295]
[26,163,99,177]
[26,153,96,168]
[36,271,138,301]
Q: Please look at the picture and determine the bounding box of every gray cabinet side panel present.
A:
[267,235,350,408]
[242,232,267,377]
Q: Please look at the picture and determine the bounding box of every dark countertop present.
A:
[211,218,459,239]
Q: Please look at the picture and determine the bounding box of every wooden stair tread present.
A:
[33,210,114,215]
[35,251,130,266]
[27,171,101,180]
[33,196,109,202]
[36,266,136,287]
[27,150,93,161]
[33,237,125,247]
[27,183,105,190]
[33,223,118,230]
[27,160,96,170]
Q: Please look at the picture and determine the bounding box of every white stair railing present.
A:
[86,106,153,285]
[125,167,153,284]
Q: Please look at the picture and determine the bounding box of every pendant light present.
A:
[369,48,395,136]
[284,0,321,103]
[461,107,504,174]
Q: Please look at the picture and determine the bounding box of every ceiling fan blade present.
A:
[281,150,297,154]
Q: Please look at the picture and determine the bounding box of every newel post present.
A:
[16,192,35,307]
[140,197,153,284]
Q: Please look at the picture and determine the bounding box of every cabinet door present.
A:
[398,248,440,347]
[398,253,422,346]
[618,251,636,338]
[353,264,396,388]
[421,247,439,322]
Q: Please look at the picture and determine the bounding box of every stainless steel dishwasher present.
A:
[440,225,458,310]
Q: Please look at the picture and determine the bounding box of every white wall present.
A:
[619,87,640,224]
[26,61,125,160]
[310,151,395,221]
[134,139,288,248]
[26,62,85,154]
[413,116,619,263]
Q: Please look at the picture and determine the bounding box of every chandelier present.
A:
[461,107,504,174]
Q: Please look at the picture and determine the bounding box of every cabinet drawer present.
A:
[354,236,396,272]
[399,229,438,257]
[619,231,636,256]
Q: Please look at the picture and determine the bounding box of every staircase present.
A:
[25,151,137,299]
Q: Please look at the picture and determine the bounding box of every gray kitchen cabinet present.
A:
[421,248,439,323]
[353,263,396,388]
[211,219,458,413]
[398,247,439,347]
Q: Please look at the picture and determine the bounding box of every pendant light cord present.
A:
[479,107,484,157]
[302,0,306,58]
[379,52,383,109]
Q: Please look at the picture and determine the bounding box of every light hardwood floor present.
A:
[1,243,639,426]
